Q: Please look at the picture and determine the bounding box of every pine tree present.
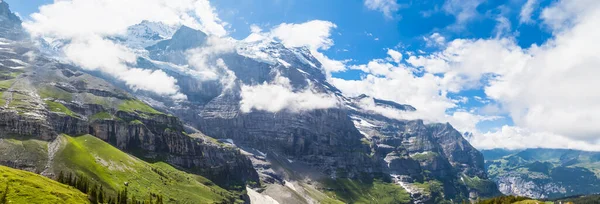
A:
[0,184,9,204]
[98,185,105,204]
[89,184,98,204]
[57,171,64,183]
[118,188,128,204]
[156,194,163,204]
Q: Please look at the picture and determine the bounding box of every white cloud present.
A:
[520,0,538,24]
[424,33,446,47]
[339,0,600,150]
[186,36,236,81]
[270,20,337,50]
[408,38,529,92]
[311,51,347,73]
[329,0,600,150]
[443,0,484,26]
[481,0,600,143]
[472,126,600,151]
[240,75,339,113]
[330,59,489,133]
[250,20,348,74]
[364,0,400,19]
[386,49,402,63]
[63,36,183,98]
[540,0,600,32]
[250,24,262,33]
[24,0,229,99]
[25,0,226,38]
[493,16,512,38]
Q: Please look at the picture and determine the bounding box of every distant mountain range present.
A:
[482,148,600,199]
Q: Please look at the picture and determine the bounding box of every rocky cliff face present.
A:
[347,96,498,202]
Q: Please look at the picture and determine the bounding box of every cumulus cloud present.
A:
[484,0,600,142]
[386,49,402,63]
[240,75,339,113]
[364,0,400,19]
[25,0,227,38]
[472,126,600,151]
[540,0,599,32]
[333,0,600,150]
[24,0,229,99]
[270,20,336,50]
[332,57,501,135]
[63,35,184,98]
[407,38,529,92]
[424,33,446,47]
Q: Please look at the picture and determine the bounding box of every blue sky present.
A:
[6,0,552,63]
[9,0,600,150]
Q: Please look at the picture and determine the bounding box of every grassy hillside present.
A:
[0,165,90,204]
[52,134,243,204]
[321,178,411,204]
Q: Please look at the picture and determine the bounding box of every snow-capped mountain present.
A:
[102,23,500,203]
[114,20,178,48]
[0,1,501,203]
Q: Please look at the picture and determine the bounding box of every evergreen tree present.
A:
[57,171,64,183]
[0,184,9,204]
[98,185,105,204]
[118,188,128,204]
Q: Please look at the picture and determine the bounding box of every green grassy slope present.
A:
[322,178,411,204]
[52,134,243,204]
[0,165,90,204]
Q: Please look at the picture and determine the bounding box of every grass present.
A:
[477,195,553,204]
[129,120,144,125]
[360,138,372,146]
[413,180,443,196]
[38,86,73,101]
[89,111,119,121]
[53,134,242,203]
[0,92,5,107]
[0,79,15,90]
[462,175,500,196]
[45,100,76,117]
[513,200,553,204]
[0,165,90,204]
[118,100,162,115]
[0,69,23,79]
[0,138,49,172]
[411,151,438,161]
[322,178,411,204]
[8,93,35,114]
[299,183,344,204]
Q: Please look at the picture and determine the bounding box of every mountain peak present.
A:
[146,25,207,51]
[0,0,23,40]
[352,94,417,111]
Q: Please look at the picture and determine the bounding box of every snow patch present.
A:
[284,180,297,191]
[277,59,291,67]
